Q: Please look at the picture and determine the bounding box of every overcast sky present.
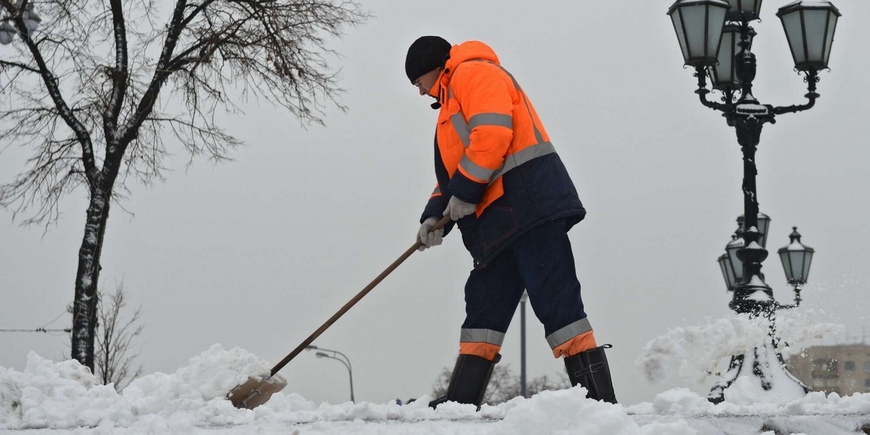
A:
[2,1,870,406]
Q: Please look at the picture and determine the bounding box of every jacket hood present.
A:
[444,40,500,71]
[430,41,501,104]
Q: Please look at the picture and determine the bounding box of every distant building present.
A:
[786,344,870,396]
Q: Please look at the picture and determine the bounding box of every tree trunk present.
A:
[71,185,112,370]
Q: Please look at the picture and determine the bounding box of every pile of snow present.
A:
[3,333,870,434]
[0,344,271,431]
[3,345,681,434]
[636,310,843,387]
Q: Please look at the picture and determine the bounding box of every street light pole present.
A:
[306,345,355,403]
[520,291,528,398]
[667,0,839,403]
[713,216,815,402]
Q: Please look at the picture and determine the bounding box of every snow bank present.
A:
[3,347,670,434]
[636,310,843,386]
[0,345,698,434]
[0,344,273,431]
[4,339,870,434]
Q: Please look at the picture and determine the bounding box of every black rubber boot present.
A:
[564,344,617,404]
[429,354,498,410]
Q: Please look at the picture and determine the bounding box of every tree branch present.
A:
[115,0,189,158]
[5,0,99,185]
[104,0,130,145]
[0,59,41,74]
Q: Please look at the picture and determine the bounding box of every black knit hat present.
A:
[405,36,451,83]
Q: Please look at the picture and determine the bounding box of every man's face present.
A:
[413,68,441,98]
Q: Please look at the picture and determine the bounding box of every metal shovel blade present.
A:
[227,374,288,409]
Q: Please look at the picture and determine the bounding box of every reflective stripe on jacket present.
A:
[421,41,586,267]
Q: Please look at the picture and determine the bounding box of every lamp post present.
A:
[520,291,528,398]
[713,217,815,401]
[668,0,838,403]
[306,345,355,403]
[0,0,42,45]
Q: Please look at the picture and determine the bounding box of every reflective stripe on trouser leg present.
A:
[548,320,597,358]
[459,328,505,361]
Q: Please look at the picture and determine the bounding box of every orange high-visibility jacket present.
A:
[421,41,586,267]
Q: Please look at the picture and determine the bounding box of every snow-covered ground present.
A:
[3,339,870,435]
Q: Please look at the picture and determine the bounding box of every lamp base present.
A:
[708,341,808,404]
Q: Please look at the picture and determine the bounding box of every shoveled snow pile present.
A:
[3,339,870,434]
[636,310,843,387]
[0,345,679,434]
[0,344,271,430]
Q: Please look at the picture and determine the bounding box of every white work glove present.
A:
[417,217,444,251]
[443,196,476,221]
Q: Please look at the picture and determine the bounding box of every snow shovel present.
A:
[228,215,452,409]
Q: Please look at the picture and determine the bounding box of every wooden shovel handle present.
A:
[269,215,452,376]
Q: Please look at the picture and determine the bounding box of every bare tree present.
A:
[0,0,366,370]
[95,281,144,390]
[431,364,570,405]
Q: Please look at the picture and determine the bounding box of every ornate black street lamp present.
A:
[668,0,839,403]
[667,0,730,68]
[718,237,740,291]
[718,213,771,291]
[778,227,814,290]
[719,219,815,305]
[713,219,816,401]
[739,212,770,248]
